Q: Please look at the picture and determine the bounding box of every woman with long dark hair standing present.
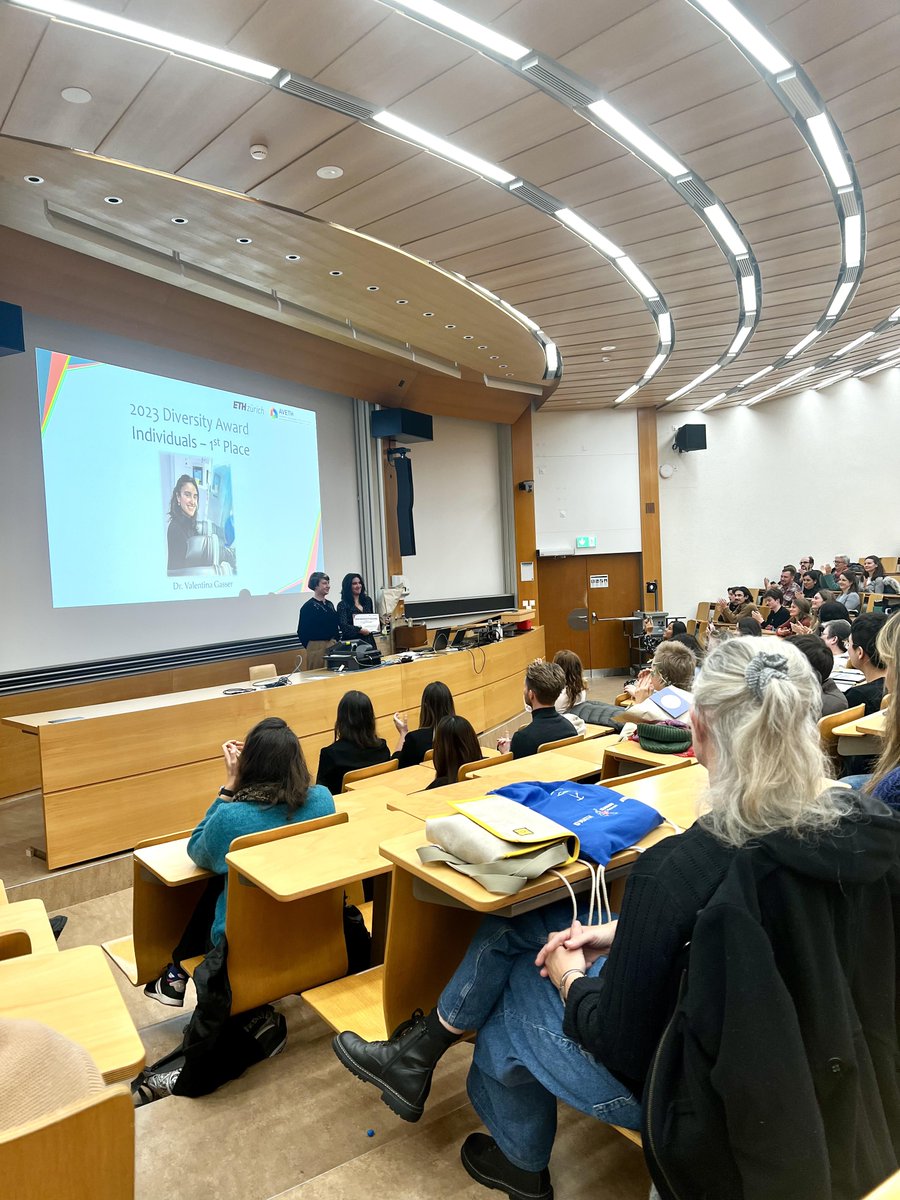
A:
[337,572,377,645]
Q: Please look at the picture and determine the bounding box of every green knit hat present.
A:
[637,722,692,753]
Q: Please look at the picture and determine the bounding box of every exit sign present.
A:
[575,535,596,549]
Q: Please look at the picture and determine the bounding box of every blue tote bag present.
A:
[489,780,663,865]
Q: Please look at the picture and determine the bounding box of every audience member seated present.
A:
[835,570,862,615]
[577,642,695,732]
[640,616,662,656]
[782,596,813,636]
[799,568,823,598]
[317,691,391,794]
[553,650,587,713]
[392,681,455,769]
[331,639,899,1200]
[736,616,762,637]
[672,632,704,661]
[845,613,888,715]
[143,718,335,1013]
[861,555,899,596]
[753,588,791,633]
[822,619,852,668]
[820,555,850,591]
[714,586,755,625]
[815,599,847,629]
[791,634,848,717]
[764,565,800,604]
[426,715,483,788]
[497,661,576,759]
[863,615,900,809]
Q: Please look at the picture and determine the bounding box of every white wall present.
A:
[657,372,900,618]
[532,409,641,555]
[398,414,506,602]
[0,312,361,673]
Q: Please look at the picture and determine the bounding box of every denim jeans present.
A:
[841,773,871,790]
[437,899,641,1172]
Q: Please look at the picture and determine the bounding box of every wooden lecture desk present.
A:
[376,764,710,1032]
[3,627,545,869]
[834,709,885,758]
[0,945,145,1083]
[0,898,60,957]
[102,794,390,984]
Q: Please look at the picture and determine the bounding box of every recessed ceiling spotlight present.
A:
[24,175,44,184]
[317,165,343,179]
[396,299,408,305]
[61,86,92,104]
[499,364,508,369]
[489,355,500,360]
[423,311,434,317]
[463,334,474,340]
[602,356,611,363]
[477,344,487,350]
[171,216,188,225]
[505,372,514,377]
[236,236,252,245]
[285,253,301,262]
[366,284,379,291]
[104,195,123,204]
[601,345,617,351]
[329,269,343,276]
[444,323,456,329]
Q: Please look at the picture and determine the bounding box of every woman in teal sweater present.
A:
[144,716,335,1006]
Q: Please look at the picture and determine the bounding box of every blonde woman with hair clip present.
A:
[860,615,900,809]
[330,639,899,1200]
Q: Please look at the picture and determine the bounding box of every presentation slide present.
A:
[36,348,324,608]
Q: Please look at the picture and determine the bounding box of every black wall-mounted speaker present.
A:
[393,452,416,556]
[674,423,707,452]
[370,408,434,443]
[0,302,25,357]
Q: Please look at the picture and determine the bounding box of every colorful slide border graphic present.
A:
[38,351,98,435]
[275,512,322,594]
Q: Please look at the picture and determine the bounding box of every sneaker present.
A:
[460,1133,553,1200]
[131,1066,182,1108]
[332,1008,457,1123]
[243,1006,287,1059]
[49,915,68,941]
[143,964,187,1008]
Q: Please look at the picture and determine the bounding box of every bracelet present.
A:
[218,787,235,798]
[558,968,585,1003]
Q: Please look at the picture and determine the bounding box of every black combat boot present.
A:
[332,1007,459,1121]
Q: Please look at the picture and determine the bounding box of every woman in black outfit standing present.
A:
[316,690,391,795]
[297,572,340,670]
[392,680,456,769]
[336,573,377,646]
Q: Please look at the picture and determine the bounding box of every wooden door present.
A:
[536,556,590,664]
[537,552,643,671]
[586,554,642,671]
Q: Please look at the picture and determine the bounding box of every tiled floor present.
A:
[11,671,648,1199]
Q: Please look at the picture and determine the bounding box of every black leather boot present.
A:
[332,1007,458,1122]
[460,1133,553,1200]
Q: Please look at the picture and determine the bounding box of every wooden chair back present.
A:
[423,748,434,763]
[614,692,632,706]
[342,758,398,791]
[0,1085,134,1199]
[0,878,6,904]
[818,703,865,772]
[458,752,513,781]
[864,1168,900,1198]
[224,813,350,1015]
[537,733,584,753]
[0,929,32,961]
[881,692,891,711]
[249,663,277,682]
[126,828,209,987]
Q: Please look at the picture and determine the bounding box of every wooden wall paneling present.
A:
[454,689,486,736]
[42,759,221,870]
[511,407,539,620]
[481,628,545,685]
[397,651,481,712]
[637,409,663,608]
[482,676,527,731]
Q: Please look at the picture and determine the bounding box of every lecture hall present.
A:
[0,1,899,1197]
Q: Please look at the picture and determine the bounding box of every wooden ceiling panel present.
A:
[400,205,551,262]
[306,152,468,229]
[121,0,262,43]
[827,67,900,134]
[2,21,165,151]
[0,7,46,127]
[791,14,900,100]
[181,92,352,193]
[229,0,386,79]
[447,226,586,279]
[98,58,266,173]
[360,173,520,245]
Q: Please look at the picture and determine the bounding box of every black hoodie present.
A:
[642,792,900,1200]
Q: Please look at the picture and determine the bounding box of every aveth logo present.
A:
[269,407,278,419]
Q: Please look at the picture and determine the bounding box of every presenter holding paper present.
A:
[337,573,377,647]
[297,571,339,670]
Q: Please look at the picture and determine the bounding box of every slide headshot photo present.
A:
[36,347,324,609]
[162,457,237,579]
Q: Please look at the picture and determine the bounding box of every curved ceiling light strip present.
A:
[371,0,763,404]
[673,0,866,411]
[8,0,674,394]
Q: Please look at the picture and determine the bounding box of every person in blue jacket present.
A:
[144,716,335,1007]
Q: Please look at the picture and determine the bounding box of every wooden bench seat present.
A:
[302,964,389,1042]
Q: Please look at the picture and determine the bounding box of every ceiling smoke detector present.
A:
[250,144,268,161]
